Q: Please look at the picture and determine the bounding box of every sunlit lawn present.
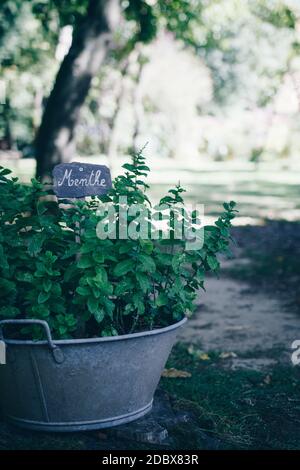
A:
[2,156,300,225]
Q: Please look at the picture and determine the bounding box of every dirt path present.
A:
[179,275,300,369]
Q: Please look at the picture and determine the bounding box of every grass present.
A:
[161,343,300,450]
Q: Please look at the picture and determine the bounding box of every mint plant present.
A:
[0,155,237,340]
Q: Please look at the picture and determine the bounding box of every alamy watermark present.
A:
[0,341,6,365]
[291,340,300,365]
[95,197,204,251]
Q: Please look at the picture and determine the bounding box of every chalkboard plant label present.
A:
[53,162,112,198]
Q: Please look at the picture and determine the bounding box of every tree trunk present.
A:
[35,0,120,179]
[2,97,13,150]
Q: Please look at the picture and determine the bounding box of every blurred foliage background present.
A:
[0,0,300,222]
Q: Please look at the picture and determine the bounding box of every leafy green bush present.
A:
[0,153,237,340]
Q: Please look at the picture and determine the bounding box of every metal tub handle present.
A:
[0,319,64,364]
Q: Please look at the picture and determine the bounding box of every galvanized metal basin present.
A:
[0,317,186,432]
